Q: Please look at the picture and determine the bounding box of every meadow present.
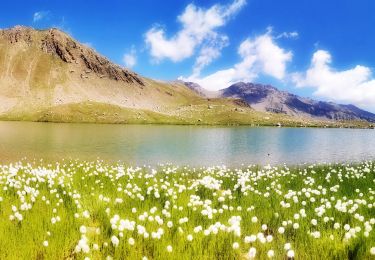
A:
[0,160,374,259]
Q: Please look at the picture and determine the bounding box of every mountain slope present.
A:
[0,26,202,115]
[219,82,375,122]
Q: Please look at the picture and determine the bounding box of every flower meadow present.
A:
[0,160,375,259]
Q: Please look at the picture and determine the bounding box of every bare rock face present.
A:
[40,29,77,63]
[2,26,144,86]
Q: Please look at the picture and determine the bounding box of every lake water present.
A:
[0,121,374,166]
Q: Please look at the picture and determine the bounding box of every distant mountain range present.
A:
[184,81,375,122]
[0,25,373,127]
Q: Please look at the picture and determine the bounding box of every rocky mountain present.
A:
[0,25,372,127]
[219,82,375,122]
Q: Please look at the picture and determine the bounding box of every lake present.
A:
[0,121,374,166]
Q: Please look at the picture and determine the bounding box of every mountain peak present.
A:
[0,26,144,85]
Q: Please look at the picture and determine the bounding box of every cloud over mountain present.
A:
[293,50,375,110]
[181,31,292,91]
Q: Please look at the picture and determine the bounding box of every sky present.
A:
[1,0,375,110]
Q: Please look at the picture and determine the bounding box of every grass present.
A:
[0,160,374,259]
[1,101,373,129]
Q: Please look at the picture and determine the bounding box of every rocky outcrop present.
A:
[41,28,144,85]
[0,25,34,45]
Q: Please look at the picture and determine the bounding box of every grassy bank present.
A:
[0,160,374,259]
[0,101,373,129]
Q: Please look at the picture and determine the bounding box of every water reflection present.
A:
[0,121,374,166]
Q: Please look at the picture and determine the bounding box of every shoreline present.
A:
[0,117,374,129]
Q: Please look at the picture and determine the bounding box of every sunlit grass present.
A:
[0,160,374,259]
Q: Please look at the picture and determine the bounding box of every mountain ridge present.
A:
[184,81,375,122]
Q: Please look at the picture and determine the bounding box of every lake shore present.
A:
[1,117,374,129]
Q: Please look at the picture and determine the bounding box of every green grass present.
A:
[0,160,374,259]
[1,101,372,129]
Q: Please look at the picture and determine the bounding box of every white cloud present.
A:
[33,11,49,22]
[276,31,299,39]
[145,0,246,63]
[293,50,375,108]
[83,42,94,48]
[180,32,292,91]
[192,35,229,77]
[123,48,137,68]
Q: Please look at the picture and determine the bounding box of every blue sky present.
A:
[1,0,375,110]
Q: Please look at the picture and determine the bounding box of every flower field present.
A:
[0,160,374,259]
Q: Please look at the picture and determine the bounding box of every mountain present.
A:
[219,82,375,122]
[0,26,372,127]
[0,26,200,115]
